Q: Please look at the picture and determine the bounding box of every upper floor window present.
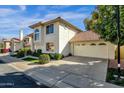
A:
[46,24,54,34]
[34,29,40,41]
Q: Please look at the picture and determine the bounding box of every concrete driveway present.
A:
[50,56,108,81]
[25,56,119,88]
[0,55,120,88]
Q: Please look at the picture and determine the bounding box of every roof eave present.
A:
[29,22,43,29]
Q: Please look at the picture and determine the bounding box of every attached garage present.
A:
[70,31,115,59]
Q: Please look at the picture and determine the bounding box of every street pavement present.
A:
[0,60,48,88]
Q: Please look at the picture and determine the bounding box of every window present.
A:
[34,29,40,41]
[46,24,54,34]
[46,42,55,52]
[24,38,29,43]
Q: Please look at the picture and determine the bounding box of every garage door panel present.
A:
[74,45,108,59]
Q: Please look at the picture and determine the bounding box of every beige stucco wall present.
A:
[42,22,59,53]
[4,42,10,49]
[33,22,59,53]
[10,41,22,52]
[59,23,78,56]
[71,41,115,59]
[33,26,42,50]
[32,21,79,55]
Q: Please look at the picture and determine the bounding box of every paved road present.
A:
[0,61,48,88]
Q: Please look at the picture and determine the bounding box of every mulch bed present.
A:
[108,59,124,69]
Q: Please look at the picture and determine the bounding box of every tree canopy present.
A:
[84,5,124,45]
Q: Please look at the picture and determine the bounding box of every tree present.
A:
[84,5,124,46]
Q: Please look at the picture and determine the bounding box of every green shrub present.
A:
[27,49,32,55]
[0,49,3,53]
[39,54,50,64]
[49,53,55,59]
[32,49,42,57]
[54,53,63,60]
[32,50,40,57]
[17,49,25,58]
[37,49,42,54]
[16,48,31,58]
[32,50,37,56]
[23,48,30,55]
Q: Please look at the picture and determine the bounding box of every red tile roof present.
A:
[70,31,100,42]
[11,38,20,41]
[27,33,33,37]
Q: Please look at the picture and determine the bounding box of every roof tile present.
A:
[70,31,100,42]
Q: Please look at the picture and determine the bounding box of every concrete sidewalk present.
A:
[0,54,121,88]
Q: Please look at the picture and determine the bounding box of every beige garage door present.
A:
[74,43,108,59]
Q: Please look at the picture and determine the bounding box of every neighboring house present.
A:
[23,33,34,51]
[10,38,21,52]
[29,17,115,59]
[1,39,11,53]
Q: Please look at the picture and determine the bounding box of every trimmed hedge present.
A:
[37,49,42,54]
[54,53,63,60]
[32,49,42,57]
[17,48,32,58]
[27,49,32,55]
[39,54,50,64]
[49,53,55,59]
[17,49,25,58]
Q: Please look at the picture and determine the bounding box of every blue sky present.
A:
[0,5,96,39]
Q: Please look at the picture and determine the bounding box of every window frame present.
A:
[34,29,40,41]
[46,42,55,52]
[46,24,54,35]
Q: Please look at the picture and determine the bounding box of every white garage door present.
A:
[74,43,108,59]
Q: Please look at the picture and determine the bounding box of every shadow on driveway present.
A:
[0,71,48,88]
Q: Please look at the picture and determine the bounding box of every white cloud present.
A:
[0,8,17,17]
[18,5,26,11]
[42,12,87,22]
[37,5,71,12]
[0,6,90,38]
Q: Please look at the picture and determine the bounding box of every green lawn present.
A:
[22,57,39,63]
[106,68,124,87]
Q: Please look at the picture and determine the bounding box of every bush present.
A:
[0,49,3,53]
[49,53,55,59]
[17,49,25,58]
[37,49,42,54]
[32,50,40,57]
[16,48,31,58]
[23,48,30,55]
[32,49,42,57]
[39,54,50,64]
[27,49,32,55]
[54,53,63,60]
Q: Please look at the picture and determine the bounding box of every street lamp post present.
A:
[116,5,121,79]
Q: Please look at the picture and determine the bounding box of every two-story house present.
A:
[23,33,34,51]
[29,17,81,56]
[10,38,21,52]
[29,17,115,59]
